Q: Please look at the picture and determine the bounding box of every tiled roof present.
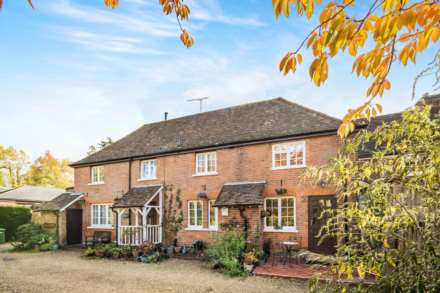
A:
[0,186,65,203]
[72,98,340,166]
[214,181,266,207]
[113,186,162,208]
[35,192,84,211]
[358,94,440,158]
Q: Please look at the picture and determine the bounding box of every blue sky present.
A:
[1,0,438,162]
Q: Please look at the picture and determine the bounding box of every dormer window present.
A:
[140,159,157,180]
[90,166,104,184]
[195,152,217,176]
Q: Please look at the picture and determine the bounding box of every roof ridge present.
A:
[275,97,341,123]
[142,97,284,126]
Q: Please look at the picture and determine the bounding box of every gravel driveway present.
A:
[0,246,307,293]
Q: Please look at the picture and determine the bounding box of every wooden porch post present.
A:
[142,206,147,243]
[159,189,163,243]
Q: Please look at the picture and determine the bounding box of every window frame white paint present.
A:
[272,141,306,170]
[194,152,217,176]
[187,200,203,229]
[263,196,297,232]
[90,166,104,184]
[208,200,218,230]
[90,203,113,228]
[139,159,157,180]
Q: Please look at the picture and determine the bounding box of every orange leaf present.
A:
[104,0,118,9]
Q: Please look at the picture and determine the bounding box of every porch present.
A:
[113,185,163,246]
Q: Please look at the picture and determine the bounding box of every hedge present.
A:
[0,206,32,241]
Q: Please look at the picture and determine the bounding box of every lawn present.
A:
[0,245,308,293]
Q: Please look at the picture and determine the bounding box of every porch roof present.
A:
[34,192,84,212]
[113,185,162,208]
[214,181,265,207]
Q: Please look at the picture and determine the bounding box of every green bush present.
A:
[0,206,31,241]
[13,223,56,251]
[84,247,95,257]
[206,230,247,277]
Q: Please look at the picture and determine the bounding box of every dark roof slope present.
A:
[214,181,266,207]
[35,192,84,211]
[113,186,162,208]
[358,94,440,158]
[72,98,340,166]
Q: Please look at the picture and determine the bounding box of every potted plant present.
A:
[140,241,155,256]
[121,246,132,258]
[275,187,288,195]
[95,245,105,258]
[243,251,259,272]
[111,247,122,259]
[132,247,142,260]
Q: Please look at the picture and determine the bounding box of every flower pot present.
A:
[244,264,254,272]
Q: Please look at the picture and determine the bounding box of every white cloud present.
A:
[185,0,264,26]
[49,26,164,55]
[45,0,177,37]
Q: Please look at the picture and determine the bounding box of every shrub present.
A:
[142,251,163,264]
[0,206,31,241]
[13,223,56,251]
[206,230,246,277]
[84,247,95,257]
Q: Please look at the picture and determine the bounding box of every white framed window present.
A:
[195,152,217,175]
[140,159,157,180]
[91,204,112,227]
[272,141,306,170]
[264,197,296,232]
[90,166,104,184]
[188,200,203,228]
[208,200,218,230]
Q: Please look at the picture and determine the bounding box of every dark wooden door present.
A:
[308,195,337,255]
[66,209,82,245]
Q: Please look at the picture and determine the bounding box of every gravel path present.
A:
[0,247,307,293]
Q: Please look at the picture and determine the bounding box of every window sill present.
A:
[192,172,218,177]
[138,177,157,181]
[263,228,298,233]
[185,227,218,232]
[272,165,306,171]
[88,225,113,229]
[88,182,105,186]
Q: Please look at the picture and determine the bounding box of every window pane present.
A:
[207,153,216,172]
[99,205,105,225]
[197,154,205,174]
[107,206,112,225]
[196,201,202,226]
[92,205,98,225]
[189,202,195,226]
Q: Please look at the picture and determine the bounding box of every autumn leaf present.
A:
[104,0,118,9]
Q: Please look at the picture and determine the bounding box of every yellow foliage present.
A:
[271,0,439,137]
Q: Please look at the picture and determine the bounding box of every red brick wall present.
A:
[74,135,339,248]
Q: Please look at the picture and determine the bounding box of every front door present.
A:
[308,195,337,254]
[66,209,82,245]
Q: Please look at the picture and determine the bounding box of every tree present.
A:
[25,151,73,189]
[307,105,440,292]
[87,137,114,155]
[2,1,439,136]
[0,145,28,188]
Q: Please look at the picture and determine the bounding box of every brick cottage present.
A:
[69,98,341,254]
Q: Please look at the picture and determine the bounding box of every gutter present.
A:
[70,129,338,168]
